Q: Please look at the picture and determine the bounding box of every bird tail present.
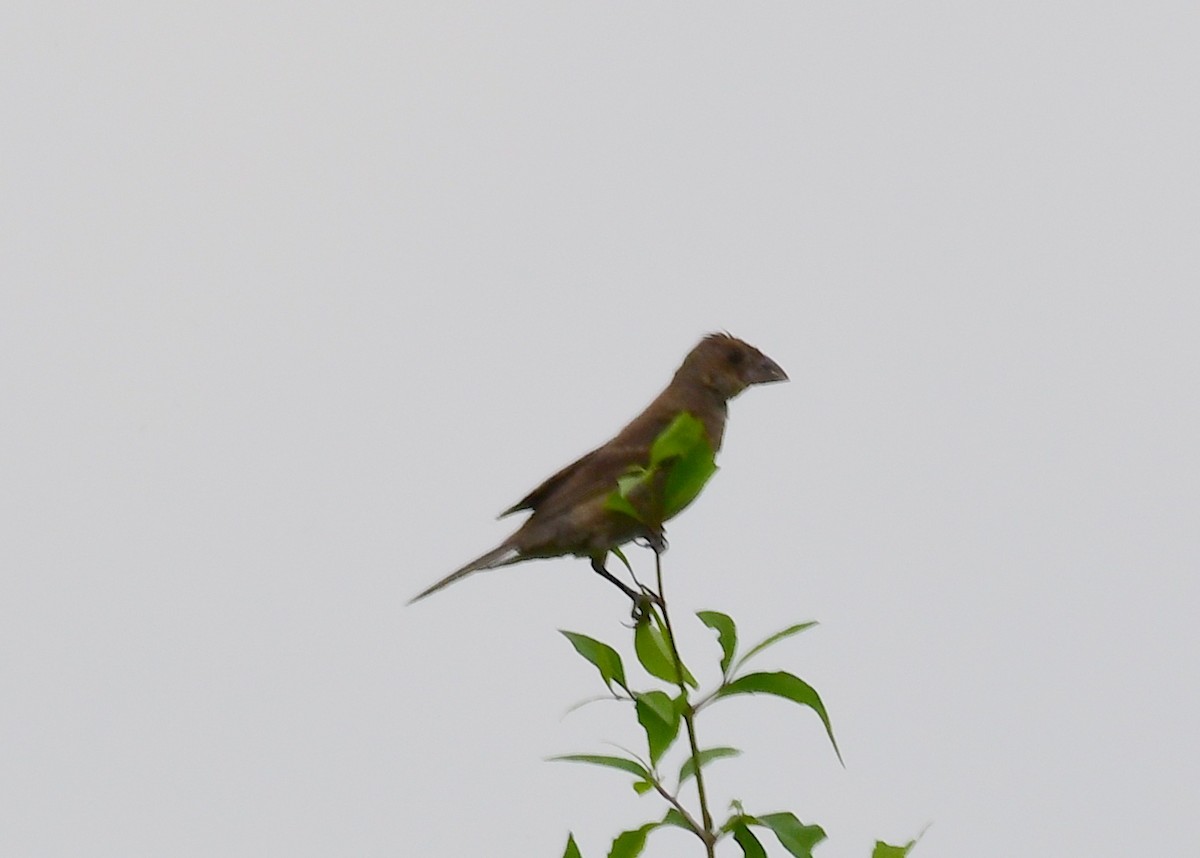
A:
[407,543,521,605]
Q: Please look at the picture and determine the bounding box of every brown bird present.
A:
[408,333,788,605]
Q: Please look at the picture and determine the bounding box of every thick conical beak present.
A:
[753,355,788,384]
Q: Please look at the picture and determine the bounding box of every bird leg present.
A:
[635,526,668,556]
[590,555,641,601]
[590,555,662,619]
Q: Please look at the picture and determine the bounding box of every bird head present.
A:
[680,332,789,399]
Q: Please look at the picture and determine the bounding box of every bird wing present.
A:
[499,399,693,520]
[499,447,599,517]
[499,443,651,519]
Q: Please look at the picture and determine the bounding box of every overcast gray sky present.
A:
[3,2,1198,856]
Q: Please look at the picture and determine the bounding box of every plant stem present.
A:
[649,780,704,836]
[654,546,716,857]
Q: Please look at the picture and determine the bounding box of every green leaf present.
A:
[561,631,628,693]
[872,831,925,858]
[548,754,651,781]
[649,412,706,464]
[610,545,634,575]
[672,690,689,717]
[635,689,677,733]
[602,412,717,527]
[604,459,665,525]
[661,437,717,518]
[646,413,718,518]
[634,690,681,765]
[604,472,648,523]
[716,671,841,763]
[731,823,768,858]
[756,812,827,858]
[721,811,752,833]
[734,622,818,671]
[634,616,698,688]
[608,822,657,858]
[616,468,649,494]
[697,610,738,674]
[678,746,741,786]
[660,808,692,831]
[562,832,583,858]
[632,780,655,796]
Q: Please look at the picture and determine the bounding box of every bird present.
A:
[407,333,788,605]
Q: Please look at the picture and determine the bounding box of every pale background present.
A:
[3,3,1197,856]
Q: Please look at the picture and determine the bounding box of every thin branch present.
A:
[654,546,717,857]
[649,779,705,838]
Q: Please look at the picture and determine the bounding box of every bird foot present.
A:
[626,588,664,624]
[636,530,668,555]
[591,554,663,621]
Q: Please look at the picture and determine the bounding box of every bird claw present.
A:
[592,556,658,616]
[628,588,663,624]
[636,530,668,555]
[639,584,664,607]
